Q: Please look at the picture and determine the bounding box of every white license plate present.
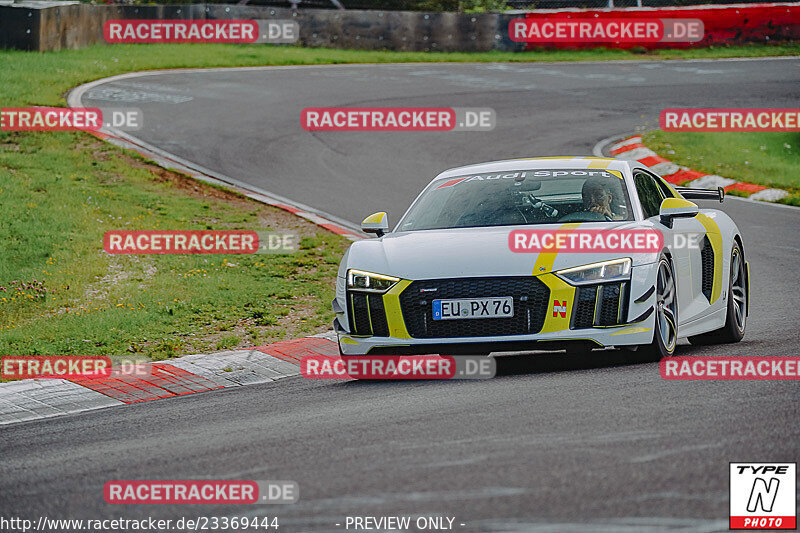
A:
[432,297,513,320]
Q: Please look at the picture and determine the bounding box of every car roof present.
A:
[433,157,631,181]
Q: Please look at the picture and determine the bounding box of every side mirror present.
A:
[659,198,699,229]
[361,212,389,237]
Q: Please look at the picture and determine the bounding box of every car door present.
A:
[651,171,717,323]
[633,170,707,325]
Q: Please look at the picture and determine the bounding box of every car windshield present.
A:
[396,168,634,231]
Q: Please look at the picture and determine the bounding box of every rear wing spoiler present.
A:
[676,186,725,203]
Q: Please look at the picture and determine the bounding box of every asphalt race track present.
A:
[3,58,800,532]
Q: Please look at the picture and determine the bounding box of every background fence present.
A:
[1,1,798,52]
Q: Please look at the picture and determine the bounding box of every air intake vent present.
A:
[700,235,714,302]
[571,282,628,329]
[347,292,390,337]
[572,286,598,329]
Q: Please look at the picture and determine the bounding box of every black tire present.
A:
[688,240,747,345]
[639,255,678,360]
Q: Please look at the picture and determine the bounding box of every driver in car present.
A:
[582,177,624,220]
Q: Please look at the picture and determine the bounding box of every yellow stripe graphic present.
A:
[539,273,577,333]
[588,159,613,169]
[610,326,652,336]
[382,280,412,339]
[696,213,724,304]
[532,223,581,275]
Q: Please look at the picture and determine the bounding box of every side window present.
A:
[633,171,666,218]
[657,180,676,199]
[645,170,676,199]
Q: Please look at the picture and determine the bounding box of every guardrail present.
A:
[1,1,797,52]
[517,3,800,49]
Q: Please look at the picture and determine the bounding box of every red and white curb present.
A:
[0,332,340,426]
[608,135,790,202]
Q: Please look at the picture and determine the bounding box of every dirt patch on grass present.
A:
[85,137,326,238]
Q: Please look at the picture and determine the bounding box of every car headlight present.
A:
[346,269,400,293]
[555,258,632,286]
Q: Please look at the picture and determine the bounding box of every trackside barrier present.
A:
[1,2,798,52]
[519,4,800,49]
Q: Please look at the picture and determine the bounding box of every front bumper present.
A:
[337,321,655,355]
[335,268,657,356]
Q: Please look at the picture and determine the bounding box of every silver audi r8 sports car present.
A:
[333,157,749,359]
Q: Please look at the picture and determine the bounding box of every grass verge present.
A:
[643,131,800,206]
[1,43,799,107]
[0,131,349,360]
[1,43,798,361]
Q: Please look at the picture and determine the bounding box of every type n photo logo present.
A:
[730,463,796,530]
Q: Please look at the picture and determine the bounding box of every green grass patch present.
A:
[643,130,800,205]
[0,131,349,360]
[1,43,799,106]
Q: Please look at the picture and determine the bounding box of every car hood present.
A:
[344,222,659,281]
